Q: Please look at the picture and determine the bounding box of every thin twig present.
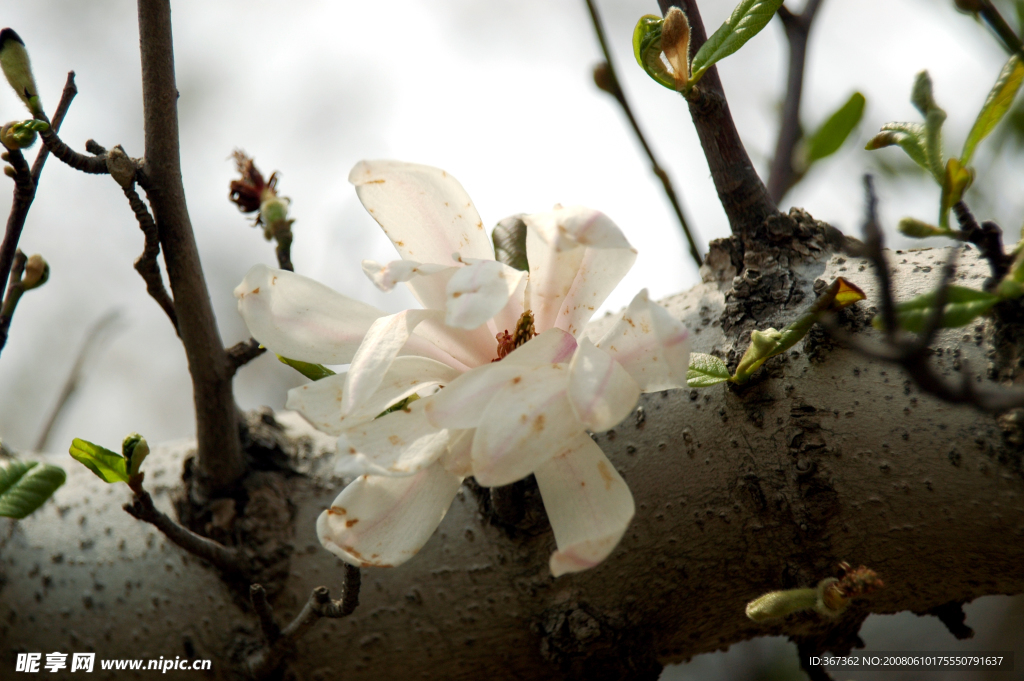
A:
[658,1,778,237]
[0,72,79,356]
[124,477,244,575]
[248,566,361,678]
[35,309,123,452]
[766,0,825,204]
[823,175,1024,414]
[122,184,178,332]
[227,338,266,377]
[0,250,28,350]
[974,0,1024,61]
[951,201,1010,283]
[138,0,245,492]
[584,0,702,268]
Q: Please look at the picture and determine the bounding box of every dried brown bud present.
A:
[105,145,137,188]
[592,62,620,98]
[662,7,691,89]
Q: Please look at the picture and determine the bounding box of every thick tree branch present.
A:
[137,0,245,492]
[767,0,825,204]
[585,0,703,268]
[658,0,778,236]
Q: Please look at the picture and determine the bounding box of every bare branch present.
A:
[585,0,702,268]
[124,477,244,575]
[30,71,78,184]
[227,338,266,377]
[951,201,1010,283]
[35,309,123,451]
[248,566,361,678]
[767,0,825,203]
[658,0,778,236]
[138,0,245,492]
[122,183,178,331]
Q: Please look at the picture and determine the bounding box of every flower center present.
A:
[494,310,536,361]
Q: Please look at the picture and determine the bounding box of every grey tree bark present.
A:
[3,225,1022,679]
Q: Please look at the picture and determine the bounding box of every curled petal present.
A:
[596,289,690,392]
[423,328,578,430]
[316,462,462,568]
[350,160,493,309]
[524,207,636,335]
[286,357,459,435]
[362,259,451,293]
[471,365,580,487]
[335,400,452,477]
[235,264,384,364]
[568,338,641,432]
[534,433,635,577]
[446,258,527,330]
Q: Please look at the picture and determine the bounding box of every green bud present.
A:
[260,195,290,235]
[0,119,46,150]
[121,433,149,477]
[898,217,947,238]
[911,70,937,116]
[745,588,818,622]
[0,29,41,116]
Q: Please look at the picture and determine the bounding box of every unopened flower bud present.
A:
[1,120,32,149]
[21,253,48,289]
[0,29,41,116]
[122,433,149,477]
[662,7,691,89]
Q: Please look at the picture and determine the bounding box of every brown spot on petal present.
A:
[625,316,635,328]
[365,179,386,184]
[533,414,545,432]
[597,460,614,490]
[476,221,483,230]
[328,506,347,515]
[348,447,357,455]
[251,287,260,294]
[520,414,529,424]
[342,545,363,559]
[346,519,359,528]
[388,435,402,446]
[396,240,405,247]
[271,276,277,284]
[512,376,522,384]
[452,291,462,298]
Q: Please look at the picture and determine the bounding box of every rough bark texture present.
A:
[3,232,1022,679]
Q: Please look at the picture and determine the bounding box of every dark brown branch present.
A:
[796,639,837,681]
[248,566,361,679]
[824,176,1024,414]
[36,75,108,178]
[35,309,123,452]
[123,183,178,332]
[123,479,244,575]
[0,249,28,351]
[138,0,245,492]
[951,201,1010,284]
[971,0,1024,61]
[766,0,825,204]
[658,0,778,237]
[585,0,702,268]
[227,338,266,377]
[30,72,78,185]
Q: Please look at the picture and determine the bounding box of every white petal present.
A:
[286,357,459,436]
[533,433,635,577]
[524,207,636,335]
[350,160,493,309]
[413,314,496,368]
[335,400,451,477]
[471,364,581,487]
[445,258,527,330]
[316,462,462,568]
[235,264,384,364]
[596,289,690,392]
[343,309,445,415]
[440,429,474,477]
[362,259,451,293]
[568,338,641,432]
[423,328,578,430]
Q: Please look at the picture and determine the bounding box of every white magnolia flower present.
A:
[234,161,690,576]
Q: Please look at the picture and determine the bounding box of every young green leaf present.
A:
[687,353,731,387]
[69,438,129,484]
[938,158,973,229]
[805,92,866,164]
[633,14,676,90]
[0,460,65,519]
[277,355,336,381]
[875,285,1000,333]
[961,55,1024,166]
[865,123,929,171]
[689,0,785,85]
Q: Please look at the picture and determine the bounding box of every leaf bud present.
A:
[0,29,41,116]
[21,253,48,289]
[898,217,947,238]
[122,433,149,477]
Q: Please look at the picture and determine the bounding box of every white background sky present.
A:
[1,1,1021,675]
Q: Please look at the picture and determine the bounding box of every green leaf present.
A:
[690,0,785,84]
[865,123,929,171]
[0,461,65,519]
[686,353,731,387]
[938,157,973,229]
[961,55,1024,166]
[277,355,336,381]
[805,92,866,163]
[69,438,129,483]
[633,14,676,90]
[376,393,421,419]
[877,286,1000,333]
[492,215,529,272]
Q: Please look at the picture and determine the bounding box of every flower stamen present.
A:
[494,310,537,361]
